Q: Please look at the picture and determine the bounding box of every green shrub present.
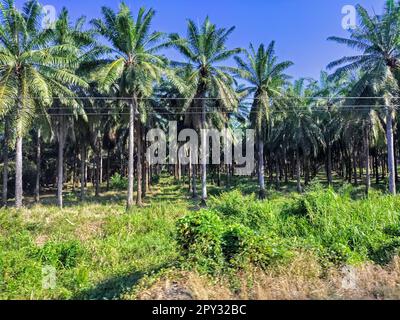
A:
[178,188,400,273]
[176,210,225,274]
[210,190,268,230]
[176,197,291,274]
[222,224,289,269]
[110,173,128,190]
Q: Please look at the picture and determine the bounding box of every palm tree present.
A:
[233,42,293,198]
[0,0,88,208]
[48,8,97,208]
[328,2,400,194]
[170,17,241,206]
[341,82,384,195]
[313,71,350,185]
[91,3,170,209]
[275,80,325,193]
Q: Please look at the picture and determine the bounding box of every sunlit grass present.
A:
[1,175,400,299]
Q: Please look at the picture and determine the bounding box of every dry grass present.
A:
[137,253,400,300]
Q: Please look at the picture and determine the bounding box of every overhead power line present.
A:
[1,96,400,100]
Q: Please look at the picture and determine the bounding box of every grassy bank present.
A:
[1,178,400,299]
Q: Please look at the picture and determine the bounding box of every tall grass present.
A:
[0,200,186,299]
[1,181,400,299]
[177,184,400,275]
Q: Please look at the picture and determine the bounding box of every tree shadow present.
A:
[368,239,400,266]
[72,271,145,300]
[72,261,174,300]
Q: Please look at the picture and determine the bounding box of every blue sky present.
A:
[16,0,386,79]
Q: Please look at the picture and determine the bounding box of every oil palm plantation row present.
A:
[1,0,400,210]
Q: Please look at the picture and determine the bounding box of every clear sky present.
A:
[15,0,386,80]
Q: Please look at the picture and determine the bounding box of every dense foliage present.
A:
[1,177,400,299]
[2,0,400,301]
[1,1,400,210]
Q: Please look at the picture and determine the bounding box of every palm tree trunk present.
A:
[99,150,103,185]
[201,161,207,206]
[106,149,111,191]
[275,158,280,190]
[15,92,25,209]
[192,164,197,198]
[188,158,192,193]
[200,101,207,207]
[147,164,151,191]
[326,141,333,185]
[352,147,358,185]
[217,164,221,187]
[374,153,379,185]
[2,117,9,207]
[296,149,302,193]
[72,150,77,193]
[386,107,396,195]
[283,149,288,184]
[35,128,41,203]
[15,134,23,208]
[305,157,310,186]
[226,164,231,188]
[364,123,370,195]
[142,131,148,198]
[136,121,143,206]
[94,140,101,198]
[80,145,86,201]
[258,137,266,199]
[178,158,182,181]
[57,122,65,209]
[127,100,135,209]
[143,159,149,197]
[201,134,207,206]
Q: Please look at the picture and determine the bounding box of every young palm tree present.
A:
[328,2,400,194]
[91,3,170,208]
[0,0,88,208]
[233,42,293,198]
[170,17,241,206]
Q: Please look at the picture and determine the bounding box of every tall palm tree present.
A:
[169,17,241,206]
[91,3,169,208]
[48,8,98,208]
[233,42,293,198]
[0,0,88,208]
[327,2,400,194]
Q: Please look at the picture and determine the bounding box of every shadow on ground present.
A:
[73,271,145,300]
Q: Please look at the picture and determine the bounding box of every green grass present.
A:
[0,177,188,299]
[1,175,400,299]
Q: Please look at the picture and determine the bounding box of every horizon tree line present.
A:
[1,0,400,210]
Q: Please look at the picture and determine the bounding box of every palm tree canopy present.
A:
[232,41,293,134]
[274,79,325,157]
[327,2,400,95]
[0,0,88,138]
[91,3,167,98]
[169,17,243,129]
